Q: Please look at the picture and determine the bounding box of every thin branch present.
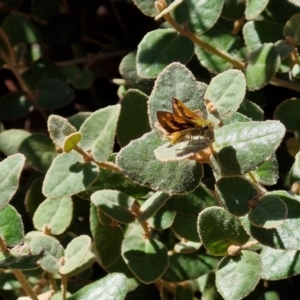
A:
[270,76,300,93]
[109,0,128,35]
[155,0,245,70]
[55,50,129,67]
[61,274,67,300]
[12,270,39,300]
[0,237,7,252]
[0,51,48,121]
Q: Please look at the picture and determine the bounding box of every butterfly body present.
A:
[156,98,214,145]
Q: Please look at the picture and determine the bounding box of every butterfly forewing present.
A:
[156,111,194,133]
[172,97,200,120]
[172,97,210,128]
[156,98,215,146]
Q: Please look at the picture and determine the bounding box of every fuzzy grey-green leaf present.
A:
[116,131,203,195]
[211,121,285,176]
[137,29,194,78]
[0,154,25,208]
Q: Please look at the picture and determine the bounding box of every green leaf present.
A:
[154,135,210,161]
[260,247,300,280]
[131,0,162,17]
[91,190,136,224]
[221,112,251,125]
[148,62,207,129]
[60,235,91,274]
[48,114,77,149]
[67,112,91,130]
[195,24,247,73]
[79,105,121,162]
[116,131,203,195]
[240,191,300,249]
[89,204,100,238]
[205,69,246,120]
[119,51,154,92]
[274,98,300,131]
[283,13,300,45]
[278,54,293,73]
[287,156,300,186]
[198,207,250,256]
[36,78,75,109]
[173,0,224,35]
[216,250,261,300]
[293,151,300,178]
[30,235,64,272]
[166,183,217,217]
[174,240,201,254]
[250,154,279,185]
[42,152,98,198]
[25,178,45,217]
[275,40,294,59]
[63,132,82,153]
[62,65,93,90]
[3,12,42,49]
[136,29,194,78]
[245,43,280,91]
[215,176,258,216]
[0,129,31,156]
[248,195,287,229]
[171,214,200,242]
[0,252,43,270]
[104,256,134,279]
[148,206,175,230]
[292,63,300,79]
[245,0,269,20]
[65,251,95,278]
[138,192,170,222]
[67,273,127,300]
[0,205,23,246]
[162,252,218,282]
[0,92,31,120]
[243,20,284,52]
[264,0,300,24]
[94,223,123,268]
[33,196,73,235]
[19,133,57,172]
[237,99,264,121]
[117,89,150,147]
[121,235,168,283]
[79,160,149,200]
[210,121,285,176]
[0,154,25,208]
[198,273,223,300]
[22,57,65,90]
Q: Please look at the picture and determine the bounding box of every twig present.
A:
[12,270,39,300]
[55,50,129,67]
[109,0,128,35]
[270,76,300,93]
[155,0,245,70]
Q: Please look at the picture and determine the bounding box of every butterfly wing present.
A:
[172,97,214,129]
[156,111,193,134]
[172,97,203,120]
